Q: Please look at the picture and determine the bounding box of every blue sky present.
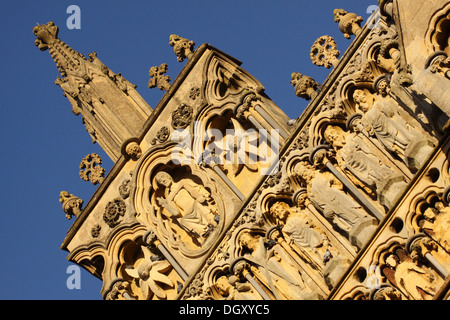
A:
[0,0,376,299]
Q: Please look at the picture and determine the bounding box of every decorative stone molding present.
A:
[91,224,101,238]
[189,86,201,100]
[148,63,171,91]
[310,36,340,69]
[290,72,319,100]
[425,51,450,80]
[150,126,170,145]
[171,103,193,129]
[103,198,126,228]
[125,141,142,159]
[169,34,195,62]
[79,153,105,185]
[119,179,132,199]
[333,9,363,39]
[59,191,83,220]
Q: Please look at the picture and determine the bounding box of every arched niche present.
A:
[131,143,226,259]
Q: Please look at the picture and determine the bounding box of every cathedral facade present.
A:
[35,0,450,300]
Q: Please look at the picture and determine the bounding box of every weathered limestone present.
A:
[36,0,450,300]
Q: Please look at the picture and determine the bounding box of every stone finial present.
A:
[33,21,59,51]
[333,9,363,39]
[148,63,171,91]
[290,72,319,100]
[169,34,195,62]
[310,36,340,69]
[59,191,83,220]
[79,153,105,185]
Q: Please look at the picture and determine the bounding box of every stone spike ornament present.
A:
[169,34,195,62]
[290,72,320,100]
[33,21,87,78]
[33,21,152,162]
[333,9,364,39]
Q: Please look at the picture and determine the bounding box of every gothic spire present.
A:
[33,21,152,162]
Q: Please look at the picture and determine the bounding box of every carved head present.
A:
[215,276,232,296]
[239,232,259,252]
[155,171,173,188]
[353,89,374,112]
[293,162,315,184]
[33,21,59,51]
[385,254,399,268]
[270,201,291,222]
[324,126,347,148]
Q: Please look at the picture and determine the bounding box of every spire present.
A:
[33,21,152,162]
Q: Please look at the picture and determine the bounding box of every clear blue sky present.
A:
[0,0,376,299]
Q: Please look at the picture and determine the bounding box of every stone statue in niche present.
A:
[293,162,377,249]
[269,201,335,271]
[324,125,407,208]
[352,89,434,172]
[238,232,321,300]
[154,171,220,245]
[383,249,438,300]
[421,201,450,254]
[215,275,260,300]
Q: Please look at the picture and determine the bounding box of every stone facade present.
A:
[35,0,450,300]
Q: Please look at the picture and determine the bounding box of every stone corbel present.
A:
[121,137,142,160]
[425,51,450,80]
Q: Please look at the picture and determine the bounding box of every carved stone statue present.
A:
[154,171,219,244]
[293,162,376,248]
[270,201,331,270]
[421,201,450,254]
[215,275,260,300]
[239,232,321,300]
[324,125,407,208]
[383,249,438,300]
[353,89,434,171]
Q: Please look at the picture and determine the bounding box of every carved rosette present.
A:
[171,104,193,129]
[151,126,170,145]
[79,153,105,185]
[103,198,126,228]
